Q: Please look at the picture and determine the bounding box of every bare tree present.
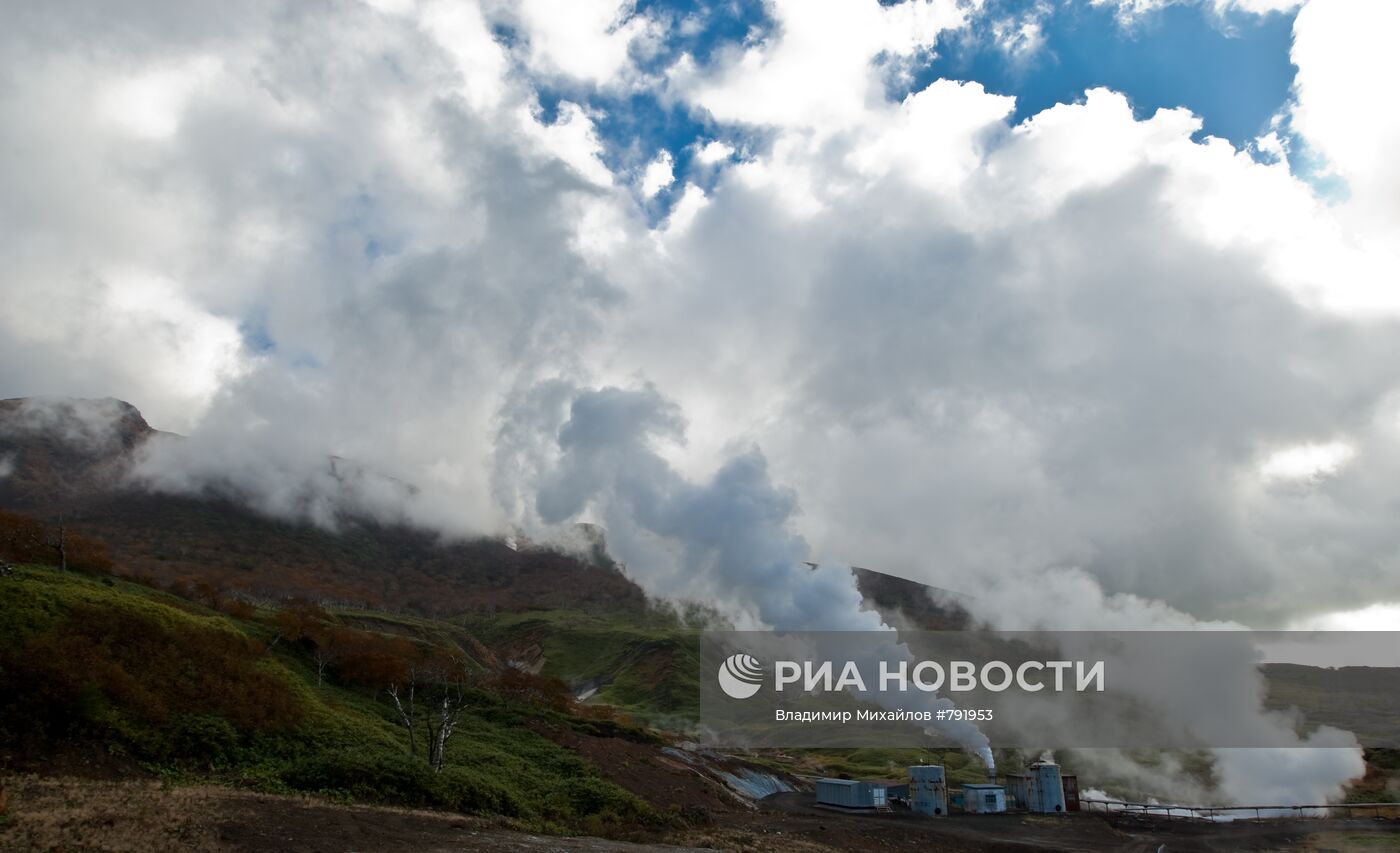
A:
[29,513,68,570]
[422,658,469,772]
[311,645,333,687]
[386,678,420,760]
[384,651,471,771]
[336,634,474,771]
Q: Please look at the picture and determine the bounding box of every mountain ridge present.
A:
[0,396,648,616]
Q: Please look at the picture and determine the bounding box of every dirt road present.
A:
[676,791,1400,852]
[3,776,1399,852]
[0,775,714,853]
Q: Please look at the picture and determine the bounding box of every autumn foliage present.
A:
[0,563,666,830]
[0,509,113,574]
[487,668,573,713]
[1,600,302,748]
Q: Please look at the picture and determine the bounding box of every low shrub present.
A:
[284,749,433,805]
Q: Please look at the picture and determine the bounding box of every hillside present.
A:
[0,398,788,844]
[0,563,816,845]
[463,609,703,727]
[0,397,647,615]
[0,565,656,820]
[1263,663,1400,749]
[0,396,958,728]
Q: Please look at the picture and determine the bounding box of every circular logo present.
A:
[717,653,764,700]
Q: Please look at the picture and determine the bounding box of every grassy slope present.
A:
[0,565,660,832]
[462,609,701,726]
[11,564,1387,820]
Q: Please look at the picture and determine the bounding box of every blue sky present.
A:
[920,1,1298,144]
[555,0,1300,203]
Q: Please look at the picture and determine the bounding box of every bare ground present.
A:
[683,792,1400,853]
[0,775,714,853]
[3,776,1400,852]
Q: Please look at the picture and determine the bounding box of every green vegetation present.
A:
[767,747,994,784]
[9,558,1389,832]
[462,608,701,726]
[0,565,662,833]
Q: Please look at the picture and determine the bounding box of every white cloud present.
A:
[97,56,223,140]
[1259,441,1355,484]
[639,150,674,198]
[5,0,1398,631]
[662,183,707,234]
[362,0,415,14]
[520,100,614,187]
[1090,0,1303,21]
[693,140,734,165]
[99,270,250,405]
[846,79,1015,192]
[1292,602,1400,631]
[990,3,1051,61]
[1089,0,1173,17]
[1291,0,1400,231]
[1222,0,1303,13]
[420,0,512,111]
[672,0,969,132]
[495,0,654,87]
[1253,130,1287,162]
[641,54,1400,633]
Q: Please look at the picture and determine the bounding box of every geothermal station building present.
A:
[910,764,948,816]
[1004,762,1078,813]
[815,778,889,810]
[961,783,1008,814]
[817,763,1078,817]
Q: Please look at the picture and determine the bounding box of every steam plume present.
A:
[495,381,995,762]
